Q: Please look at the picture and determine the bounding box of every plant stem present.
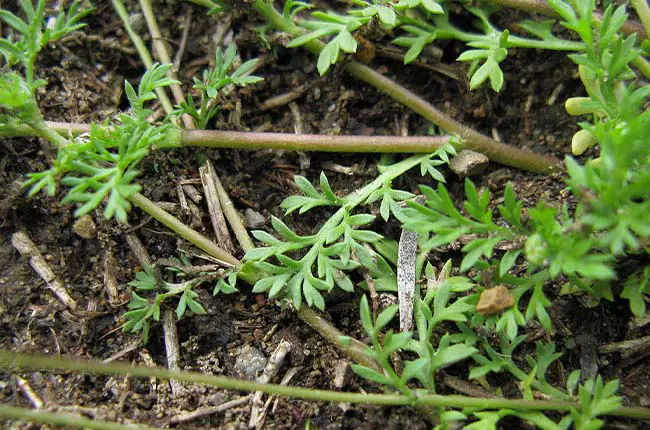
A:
[127,192,241,268]
[344,62,560,173]
[630,0,650,43]
[251,0,561,174]
[5,121,561,173]
[2,351,650,418]
[111,0,175,115]
[0,404,161,430]
[297,307,380,370]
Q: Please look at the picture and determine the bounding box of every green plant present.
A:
[173,44,263,129]
[241,146,455,310]
[275,0,584,91]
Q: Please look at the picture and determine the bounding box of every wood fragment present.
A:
[249,340,293,428]
[599,335,650,356]
[211,168,255,252]
[16,375,44,409]
[163,309,183,397]
[181,183,203,204]
[102,250,120,306]
[170,395,251,424]
[258,85,308,111]
[125,233,152,266]
[102,340,141,363]
[11,231,77,311]
[177,183,190,220]
[442,373,497,399]
[200,160,235,254]
[397,229,418,332]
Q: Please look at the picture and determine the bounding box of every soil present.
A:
[1,1,649,429]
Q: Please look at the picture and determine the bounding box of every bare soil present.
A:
[1,1,648,429]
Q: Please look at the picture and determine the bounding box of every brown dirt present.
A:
[0,2,648,429]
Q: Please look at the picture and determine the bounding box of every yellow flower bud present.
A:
[571,129,598,155]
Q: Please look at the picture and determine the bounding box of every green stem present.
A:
[2,351,650,418]
[0,404,161,430]
[251,1,561,174]
[111,0,175,115]
[344,62,559,173]
[297,307,380,370]
[630,0,650,42]
[5,121,561,173]
[127,192,241,268]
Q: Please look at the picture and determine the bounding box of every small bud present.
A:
[571,129,598,155]
[565,97,600,116]
[525,234,547,266]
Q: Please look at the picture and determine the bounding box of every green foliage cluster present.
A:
[173,44,263,128]
[275,0,584,90]
[124,263,210,343]
[241,147,455,310]
[351,270,621,429]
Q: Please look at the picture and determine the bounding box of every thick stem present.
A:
[344,62,560,173]
[252,1,561,174]
[3,351,650,418]
[297,307,380,371]
[6,121,562,173]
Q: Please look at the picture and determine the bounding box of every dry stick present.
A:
[103,249,120,306]
[16,376,44,409]
[11,231,77,311]
[211,169,256,252]
[170,395,252,424]
[200,161,236,254]
[162,309,183,396]
[249,340,293,428]
[124,231,183,397]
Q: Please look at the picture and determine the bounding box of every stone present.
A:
[449,150,489,177]
[245,209,266,229]
[233,345,267,380]
[73,215,97,239]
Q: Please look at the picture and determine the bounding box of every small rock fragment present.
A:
[245,209,266,229]
[449,150,489,177]
[233,345,267,380]
[73,215,97,239]
[476,285,515,316]
[333,361,352,389]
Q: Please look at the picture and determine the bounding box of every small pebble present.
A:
[449,150,489,177]
[73,215,97,239]
[245,209,266,229]
[233,345,267,380]
[333,361,352,389]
